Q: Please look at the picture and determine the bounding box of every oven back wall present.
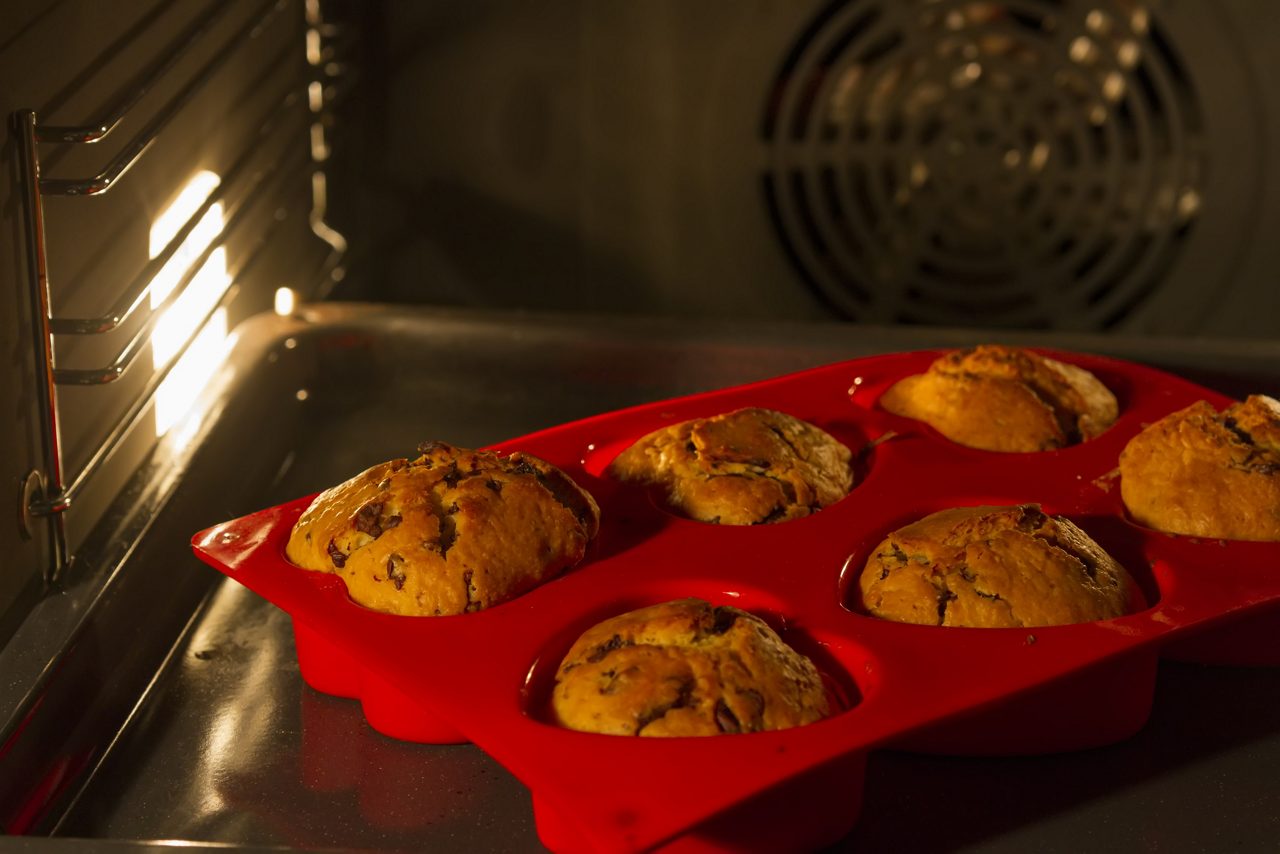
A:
[341,0,1280,337]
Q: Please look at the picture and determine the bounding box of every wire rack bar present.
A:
[53,140,310,386]
[38,0,286,196]
[49,59,302,335]
[35,0,229,145]
[46,210,291,517]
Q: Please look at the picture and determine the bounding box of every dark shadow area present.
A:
[836,660,1280,852]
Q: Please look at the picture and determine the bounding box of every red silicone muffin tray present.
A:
[191,349,1280,853]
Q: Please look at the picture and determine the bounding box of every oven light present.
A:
[150,171,220,256]
[154,306,230,439]
[308,80,324,112]
[152,247,232,369]
[149,204,224,308]
[148,171,234,439]
[149,170,225,310]
[274,287,297,316]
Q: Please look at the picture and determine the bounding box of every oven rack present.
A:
[13,0,348,584]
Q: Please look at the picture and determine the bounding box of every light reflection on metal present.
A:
[306,28,322,65]
[274,287,297,316]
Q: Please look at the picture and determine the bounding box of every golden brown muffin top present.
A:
[551,598,830,737]
[607,408,854,525]
[880,345,1118,452]
[860,504,1140,628]
[286,441,601,616]
[1119,395,1280,541]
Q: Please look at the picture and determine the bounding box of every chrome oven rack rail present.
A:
[12,0,347,584]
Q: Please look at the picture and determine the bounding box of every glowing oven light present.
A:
[274,287,297,316]
[149,171,220,258]
[154,307,232,442]
[149,171,233,438]
[152,247,232,368]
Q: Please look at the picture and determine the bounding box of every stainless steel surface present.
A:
[36,0,285,197]
[13,108,70,577]
[33,0,224,145]
[2,305,1276,851]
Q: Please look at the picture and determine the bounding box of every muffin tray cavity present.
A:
[192,349,1280,854]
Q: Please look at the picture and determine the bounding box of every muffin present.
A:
[880,345,1118,452]
[552,598,830,736]
[607,408,854,525]
[860,504,1141,628]
[286,441,601,616]
[1119,395,1280,541]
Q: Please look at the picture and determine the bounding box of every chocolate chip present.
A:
[354,501,384,537]
[709,606,738,635]
[634,677,695,734]
[326,540,346,568]
[1015,505,1048,531]
[484,478,503,494]
[586,634,628,663]
[1222,417,1256,447]
[438,514,458,557]
[599,668,621,695]
[936,587,957,623]
[387,554,407,590]
[756,505,788,525]
[714,699,741,734]
[510,459,539,477]
[383,514,402,529]
[441,462,463,488]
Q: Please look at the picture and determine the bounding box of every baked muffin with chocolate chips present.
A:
[1120,395,1280,541]
[880,345,1118,452]
[860,504,1142,628]
[552,598,829,736]
[286,441,600,615]
[607,408,854,525]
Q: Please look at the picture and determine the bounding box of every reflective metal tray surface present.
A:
[3,305,1278,852]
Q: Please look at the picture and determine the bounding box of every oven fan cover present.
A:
[762,0,1216,328]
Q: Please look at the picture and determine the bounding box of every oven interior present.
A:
[1,1,1278,850]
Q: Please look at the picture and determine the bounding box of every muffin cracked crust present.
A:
[286,441,600,615]
[551,598,830,737]
[860,504,1141,628]
[607,407,855,525]
[1119,395,1280,541]
[880,345,1118,452]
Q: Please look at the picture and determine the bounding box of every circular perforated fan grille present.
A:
[762,0,1206,328]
